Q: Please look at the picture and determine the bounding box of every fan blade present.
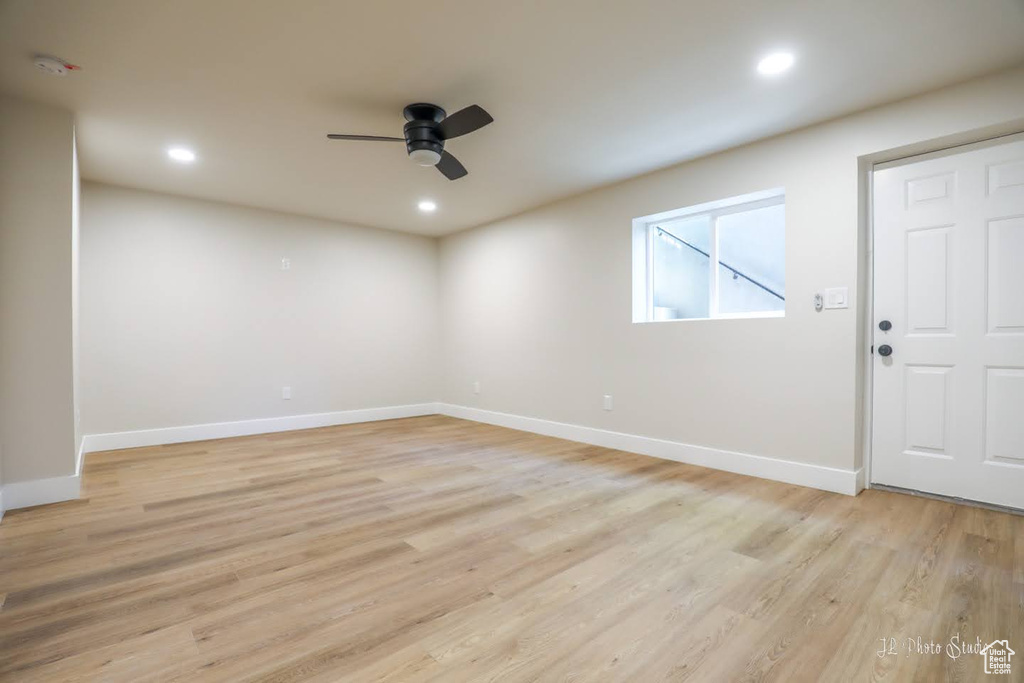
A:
[326,134,404,142]
[437,105,493,140]
[436,151,468,180]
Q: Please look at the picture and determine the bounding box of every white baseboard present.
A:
[81,403,441,454]
[0,403,440,521]
[2,401,860,520]
[437,404,863,496]
[1,474,81,511]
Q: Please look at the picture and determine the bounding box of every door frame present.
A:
[863,128,1024,492]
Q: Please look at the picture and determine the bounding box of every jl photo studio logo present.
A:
[877,635,1013,676]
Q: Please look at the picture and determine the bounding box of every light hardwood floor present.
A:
[0,415,1020,682]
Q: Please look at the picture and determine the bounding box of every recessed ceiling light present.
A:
[417,200,437,213]
[167,147,197,163]
[757,52,795,76]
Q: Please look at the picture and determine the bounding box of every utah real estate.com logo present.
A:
[980,640,1014,676]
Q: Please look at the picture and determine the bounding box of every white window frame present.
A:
[632,188,785,323]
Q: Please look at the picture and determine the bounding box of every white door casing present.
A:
[872,137,1024,509]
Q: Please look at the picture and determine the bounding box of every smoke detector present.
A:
[34,55,79,76]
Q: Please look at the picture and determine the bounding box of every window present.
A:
[632,189,785,322]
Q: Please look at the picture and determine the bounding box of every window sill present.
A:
[633,310,785,324]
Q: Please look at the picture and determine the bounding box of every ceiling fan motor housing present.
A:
[403,103,446,166]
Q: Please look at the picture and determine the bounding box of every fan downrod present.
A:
[403,103,446,123]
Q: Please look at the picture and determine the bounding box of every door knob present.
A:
[879,320,892,331]
[878,344,893,357]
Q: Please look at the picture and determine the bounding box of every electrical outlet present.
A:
[472,380,481,395]
[603,395,613,411]
[282,386,292,400]
[281,257,291,270]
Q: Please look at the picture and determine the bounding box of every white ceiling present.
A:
[2,0,1023,236]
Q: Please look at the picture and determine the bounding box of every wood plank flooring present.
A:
[0,415,1020,681]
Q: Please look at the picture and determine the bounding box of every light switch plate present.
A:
[823,287,848,309]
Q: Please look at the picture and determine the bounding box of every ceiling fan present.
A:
[327,103,493,180]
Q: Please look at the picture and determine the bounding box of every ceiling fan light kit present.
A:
[409,148,442,166]
[327,102,493,180]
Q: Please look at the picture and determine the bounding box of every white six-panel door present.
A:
[872,137,1024,509]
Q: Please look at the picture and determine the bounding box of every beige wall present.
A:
[439,66,1024,473]
[0,96,77,484]
[73,131,82,464]
[80,184,440,435]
